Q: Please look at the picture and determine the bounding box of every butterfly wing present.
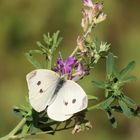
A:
[47,86,73,121]
[26,69,60,112]
[47,80,88,121]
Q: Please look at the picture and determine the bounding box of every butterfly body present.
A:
[53,78,65,95]
[26,69,88,121]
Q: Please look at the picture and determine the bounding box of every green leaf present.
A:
[29,50,43,55]
[88,95,98,100]
[106,53,115,77]
[122,95,136,108]
[106,110,117,128]
[92,80,106,89]
[43,31,62,53]
[43,33,52,47]
[93,38,100,52]
[21,124,30,136]
[99,96,114,110]
[13,106,28,118]
[119,61,135,80]
[36,41,48,52]
[51,31,62,52]
[29,124,38,134]
[13,104,32,119]
[25,53,41,69]
[113,66,120,79]
[118,100,132,118]
[120,76,137,84]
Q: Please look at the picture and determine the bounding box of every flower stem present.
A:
[0,117,27,140]
[70,22,95,57]
[0,111,32,140]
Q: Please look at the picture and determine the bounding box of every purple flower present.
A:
[83,0,94,7]
[72,63,86,81]
[55,57,76,75]
[54,57,86,80]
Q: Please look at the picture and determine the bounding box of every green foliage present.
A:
[92,81,106,89]
[106,53,115,78]
[25,31,62,69]
[25,53,41,69]
[92,53,138,127]
[87,95,98,100]
[99,96,114,110]
[122,95,136,108]
[118,100,132,118]
[119,61,135,80]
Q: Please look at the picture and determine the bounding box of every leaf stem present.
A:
[87,103,101,111]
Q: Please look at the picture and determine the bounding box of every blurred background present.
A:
[0,0,140,140]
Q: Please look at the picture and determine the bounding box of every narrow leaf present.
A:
[36,41,47,52]
[122,95,136,108]
[113,66,120,79]
[118,100,132,118]
[51,31,62,52]
[119,61,135,80]
[120,76,137,84]
[99,96,114,110]
[21,124,30,136]
[92,80,106,89]
[88,95,98,100]
[29,50,43,55]
[25,53,41,69]
[106,53,115,77]
[13,105,31,118]
[29,124,38,134]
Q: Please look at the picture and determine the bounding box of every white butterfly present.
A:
[26,69,88,121]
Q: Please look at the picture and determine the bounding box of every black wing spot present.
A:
[37,81,41,86]
[64,101,68,106]
[72,99,76,104]
[39,89,43,93]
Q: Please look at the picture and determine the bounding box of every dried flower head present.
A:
[81,0,106,31]
[77,36,87,52]
[72,124,82,134]
[72,121,93,134]
[85,121,93,130]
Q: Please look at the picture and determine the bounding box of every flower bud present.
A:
[72,125,82,134]
[77,36,87,52]
[99,42,110,52]
[94,13,107,24]
[83,0,94,8]
[85,121,93,130]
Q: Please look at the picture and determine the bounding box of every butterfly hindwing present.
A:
[26,69,60,112]
[62,80,88,115]
[47,80,88,121]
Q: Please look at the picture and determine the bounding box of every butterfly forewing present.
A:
[26,69,60,112]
